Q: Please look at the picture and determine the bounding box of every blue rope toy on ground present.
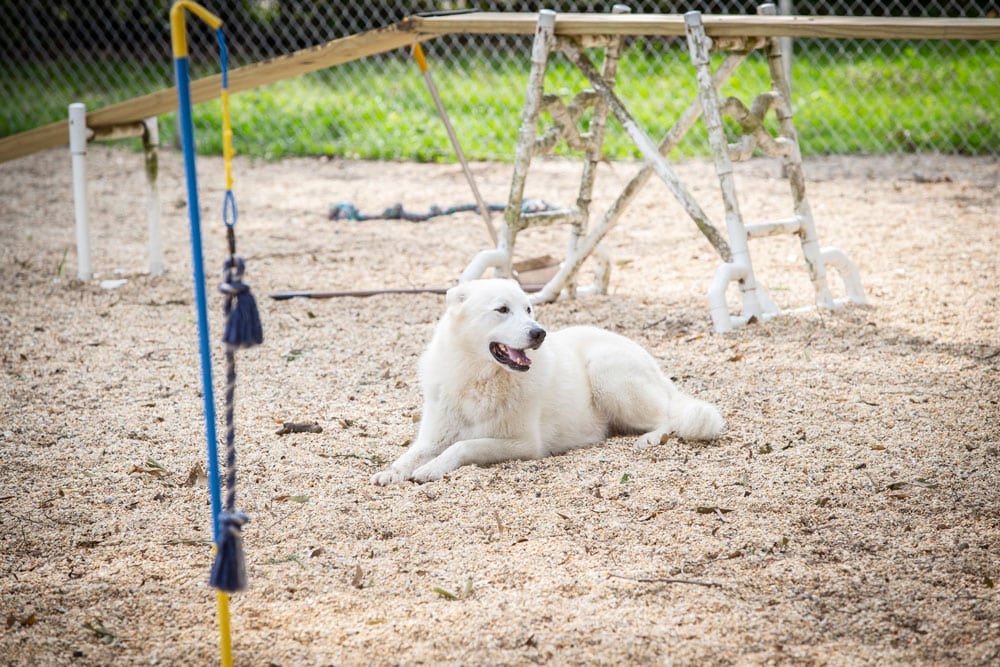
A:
[329,198,556,222]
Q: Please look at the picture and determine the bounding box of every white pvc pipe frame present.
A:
[463,5,865,332]
[69,102,164,281]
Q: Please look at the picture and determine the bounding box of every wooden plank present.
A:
[0,19,427,164]
[409,12,1000,41]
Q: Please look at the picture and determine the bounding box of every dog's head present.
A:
[444,279,546,372]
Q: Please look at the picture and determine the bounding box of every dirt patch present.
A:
[1,146,998,665]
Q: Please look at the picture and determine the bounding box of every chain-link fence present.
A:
[1,1,997,160]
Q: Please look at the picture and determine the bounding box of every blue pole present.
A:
[174,54,223,543]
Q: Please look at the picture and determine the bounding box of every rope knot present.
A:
[222,255,246,281]
[219,280,249,297]
[219,256,250,297]
[220,510,249,532]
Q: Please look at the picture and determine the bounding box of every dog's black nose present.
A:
[528,327,546,345]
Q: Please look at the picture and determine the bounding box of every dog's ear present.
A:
[446,282,470,309]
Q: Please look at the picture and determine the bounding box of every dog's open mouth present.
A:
[490,342,532,372]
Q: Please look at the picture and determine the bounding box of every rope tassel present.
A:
[220,255,263,348]
[209,510,249,593]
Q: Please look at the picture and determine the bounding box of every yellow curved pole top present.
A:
[412,42,430,73]
[171,1,223,58]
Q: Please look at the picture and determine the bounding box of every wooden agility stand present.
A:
[460,3,866,332]
[686,4,865,331]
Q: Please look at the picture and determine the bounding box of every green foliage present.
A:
[4,42,997,161]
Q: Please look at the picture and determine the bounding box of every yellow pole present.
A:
[217,591,234,667]
[411,42,497,244]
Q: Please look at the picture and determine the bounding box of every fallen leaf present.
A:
[272,494,310,503]
[433,586,459,600]
[83,621,117,645]
[129,458,168,477]
[6,612,36,628]
[885,479,938,491]
[182,463,206,487]
[695,506,734,514]
[275,421,323,436]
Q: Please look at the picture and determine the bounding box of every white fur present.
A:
[370,279,724,485]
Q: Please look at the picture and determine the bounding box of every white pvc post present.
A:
[143,117,164,275]
[69,103,91,281]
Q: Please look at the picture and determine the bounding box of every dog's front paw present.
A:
[411,461,448,483]
[370,467,407,486]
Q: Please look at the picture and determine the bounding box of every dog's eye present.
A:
[495,305,510,314]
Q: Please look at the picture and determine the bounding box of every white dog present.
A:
[370,279,724,485]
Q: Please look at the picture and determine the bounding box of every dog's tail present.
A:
[669,393,725,441]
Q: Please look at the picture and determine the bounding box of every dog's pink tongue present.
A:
[509,348,531,367]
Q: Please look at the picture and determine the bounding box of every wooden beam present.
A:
[409,12,1000,41]
[0,18,429,164]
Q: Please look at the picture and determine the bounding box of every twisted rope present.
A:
[329,198,556,222]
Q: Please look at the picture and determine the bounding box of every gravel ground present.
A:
[1,146,998,666]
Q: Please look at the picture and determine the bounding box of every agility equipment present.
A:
[7,10,998,328]
[460,4,633,300]
[685,6,865,331]
[68,105,162,280]
[454,4,867,331]
[171,2,263,664]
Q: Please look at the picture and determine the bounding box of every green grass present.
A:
[3,41,997,160]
